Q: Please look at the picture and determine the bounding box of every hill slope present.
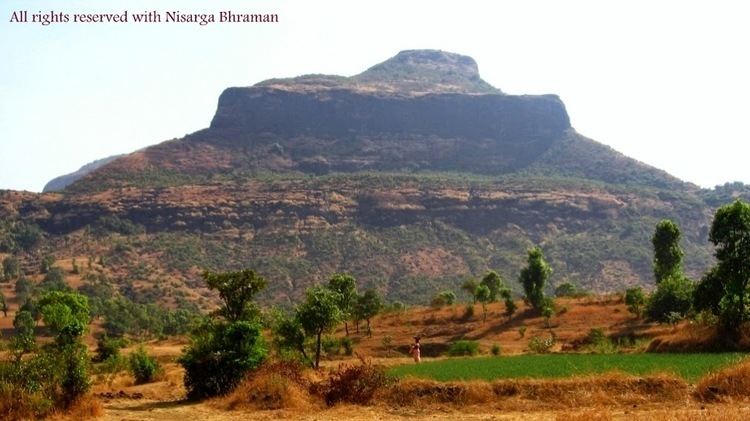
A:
[1,50,730,307]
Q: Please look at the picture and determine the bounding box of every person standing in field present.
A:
[411,336,421,363]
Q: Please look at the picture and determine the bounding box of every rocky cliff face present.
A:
[17,50,716,305]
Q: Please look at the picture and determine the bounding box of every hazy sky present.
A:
[1,0,748,192]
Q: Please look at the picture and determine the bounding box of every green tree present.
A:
[480,271,506,302]
[12,310,36,356]
[461,278,479,303]
[500,288,517,316]
[272,312,311,365]
[475,284,491,322]
[554,282,578,297]
[624,287,646,317]
[202,269,267,322]
[296,286,341,369]
[40,267,70,292]
[431,290,456,307]
[2,256,20,279]
[700,200,750,333]
[180,267,267,399]
[519,246,552,311]
[38,291,90,334]
[647,276,694,323]
[0,292,7,317]
[40,254,56,274]
[179,319,266,399]
[652,220,684,283]
[327,273,358,336]
[15,276,33,303]
[356,289,383,337]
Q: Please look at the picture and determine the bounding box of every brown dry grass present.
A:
[215,360,317,411]
[49,395,104,420]
[695,359,750,402]
[380,372,688,411]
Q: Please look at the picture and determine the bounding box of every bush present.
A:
[431,290,456,308]
[625,287,646,317]
[128,346,160,384]
[318,358,392,406]
[447,340,479,357]
[340,337,354,356]
[587,328,607,345]
[528,335,555,353]
[554,282,578,297]
[462,304,475,320]
[94,335,126,363]
[179,320,267,400]
[518,326,527,338]
[490,344,501,356]
[647,276,694,323]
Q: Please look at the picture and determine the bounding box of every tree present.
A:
[475,284,491,322]
[652,220,684,283]
[699,200,750,333]
[179,268,268,398]
[356,289,383,337]
[327,273,358,336]
[202,269,267,322]
[296,286,341,369]
[12,310,36,356]
[480,271,505,302]
[40,254,56,274]
[38,291,90,334]
[272,312,311,365]
[461,279,479,303]
[624,287,646,317]
[555,282,578,297]
[500,288,517,316]
[15,276,33,303]
[431,290,456,307]
[179,319,266,399]
[40,266,70,292]
[647,275,694,323]
[2,256,20,280]
[0,292,7,317]
[519,246,552,311]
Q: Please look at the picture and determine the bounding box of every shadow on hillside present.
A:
[458,308,539,341]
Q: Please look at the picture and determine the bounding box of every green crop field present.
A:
[390,353,748,383]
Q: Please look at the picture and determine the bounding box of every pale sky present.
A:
[1,0,748,192]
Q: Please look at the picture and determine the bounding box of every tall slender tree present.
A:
[327,274,358,336]
[652,219,684,283]
[519,246,552,311]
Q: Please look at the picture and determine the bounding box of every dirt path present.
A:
[99,399,750,421]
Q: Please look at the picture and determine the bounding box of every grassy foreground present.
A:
[390,353,747,383]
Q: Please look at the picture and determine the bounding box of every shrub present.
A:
[318,358,392,406]
[128,346,160,384]
[491,344,501,356]
[462,304,475,320]
[625,287,646,317]
[528,335,555,353]
[340,336,354,356]
[322,335,340,356]
[518,326,527,338]
[431,290,456,308]
[447,340,479,357]
[587,328,607,346]
[554,282,578,297]
[179,320,267,400]
[647,276,694,323]
[94,335,126,363]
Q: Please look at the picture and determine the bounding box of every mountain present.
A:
[42,154,124,192]
[5,50,731,307]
